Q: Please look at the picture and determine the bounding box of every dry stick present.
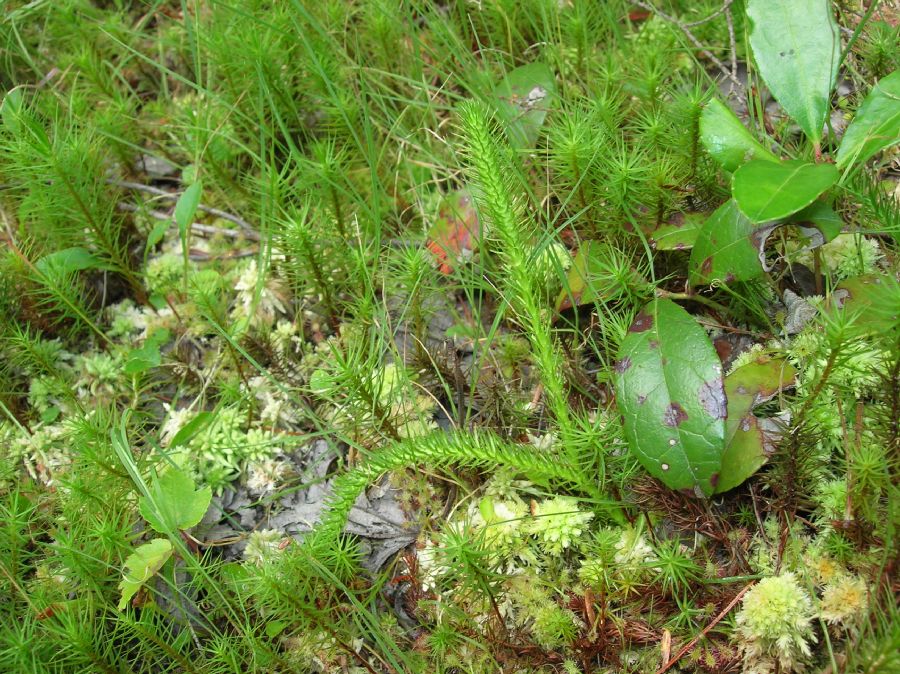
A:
[655,582,754,674]
[188,249,258,261]
[681,0,733,27]
[725,4,739,95]
[836,396,855,523]
[110,179,255,233]
[630,0,745,95]
[116,202,261,241]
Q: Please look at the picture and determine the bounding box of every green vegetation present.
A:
[1,1,898,672]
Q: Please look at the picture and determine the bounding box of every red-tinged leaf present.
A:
[690,199,843,287]
[425,190,480,275]
[643,211,707,251]
[716,356,797,493]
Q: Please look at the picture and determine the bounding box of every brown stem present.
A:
[656,583,754,674]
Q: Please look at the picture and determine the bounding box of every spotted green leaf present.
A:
[117,538,173,610]
[691,198,844,287]
[716,357,797,493]
[700,98,778,172]
[746,0,839,142]
[614,299,727,497]
[689,200,761,286]
[733,160,838,223]
[836,70,900,170]
[139,468,211,534]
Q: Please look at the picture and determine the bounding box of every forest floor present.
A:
[0,1,898,673]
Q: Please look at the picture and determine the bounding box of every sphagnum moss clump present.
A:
[735,574,817,674]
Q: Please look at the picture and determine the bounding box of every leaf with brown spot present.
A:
[715,356,797,493]
[643,211,707,251]
[615,356,632,373]
[689,200,761,287]
[663,402,689,427]
[689,198,841,287]
[614,299,726,497]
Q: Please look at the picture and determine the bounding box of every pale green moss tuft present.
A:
[736,573,816,674]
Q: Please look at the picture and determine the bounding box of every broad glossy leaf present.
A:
[716,357,797,493]
[139,468,211,533]
[836,70,900,170]
[746,0,839,141]
[615,299,727,497]
[827,274,900,334]
[425,190,480,274]
[117,538,173,610]
[494,63,557,149]
[733,160,838,223]
[689,200,761,286]
[700,98,778,172]
[644,211,707,251]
